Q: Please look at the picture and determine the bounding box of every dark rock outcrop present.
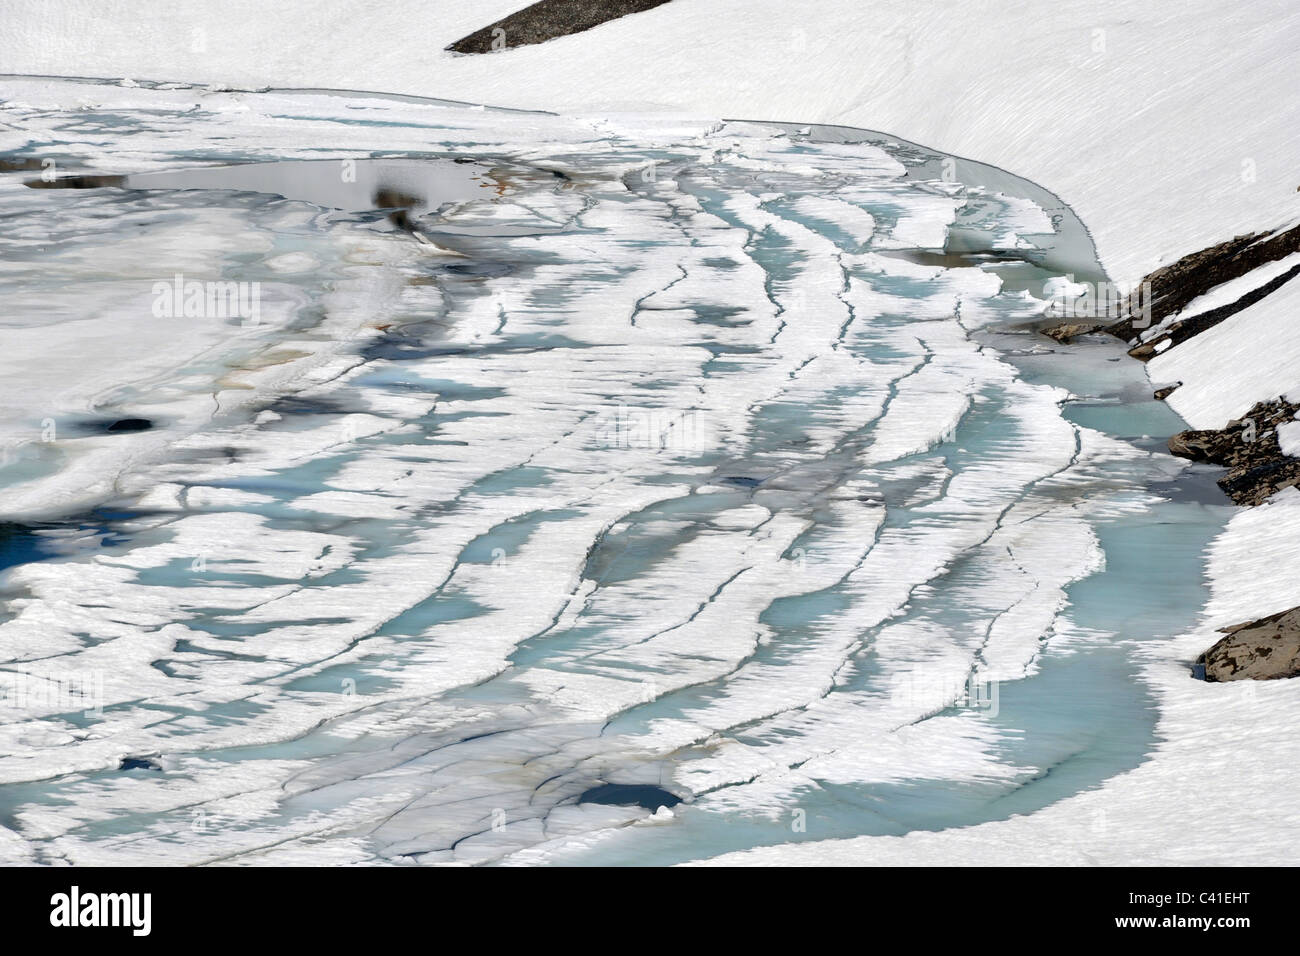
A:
[1106,222,1300,352]
[1167,397,1300,505]
[1126,258,1300,360]
[447,0,674,54]
[1197,606,1300,681]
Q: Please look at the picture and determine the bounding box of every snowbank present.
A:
[1153,278,1300,428]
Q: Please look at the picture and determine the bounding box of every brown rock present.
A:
[1197,606,1300,681]
[1107,222,1300,350]
[1128,340,1159,360]
[1167,397,1300,505]
[1168,430,1230,462]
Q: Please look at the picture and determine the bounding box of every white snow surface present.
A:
[1152,277,1300,428]
[1278,419,1300,458]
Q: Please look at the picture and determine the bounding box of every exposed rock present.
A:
[1039,322,1105,344]
[1196,606,1300,681]
[447,0,674,54]
[1106,222,1300,350]
[1126,258,1300,360]
[1153,383,1181,400]
[1168,430,1234,462]
[1167,397,1300,505]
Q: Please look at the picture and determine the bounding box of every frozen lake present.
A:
[0,80,1230,865]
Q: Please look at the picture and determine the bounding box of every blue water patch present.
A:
[0,522,47,575]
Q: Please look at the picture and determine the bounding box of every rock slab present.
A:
[1197,606,1300,681]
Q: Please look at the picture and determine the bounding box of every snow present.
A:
[1150,276,1300,428]
[1278,418,1300,458]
